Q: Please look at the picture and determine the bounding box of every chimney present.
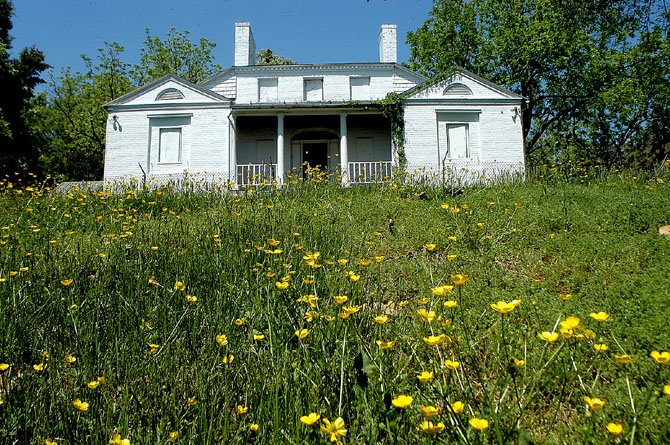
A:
[234,22,256,66]
[379,24,397,63]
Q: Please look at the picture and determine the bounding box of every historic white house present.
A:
[103,23,525,187]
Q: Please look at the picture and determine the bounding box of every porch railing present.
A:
[348,161,393,184]
[236,164,277,187]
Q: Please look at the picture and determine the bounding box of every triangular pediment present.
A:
[405,67,522,101]
[105,74,231,108]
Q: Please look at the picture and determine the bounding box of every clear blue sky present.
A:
[11,0,435,75]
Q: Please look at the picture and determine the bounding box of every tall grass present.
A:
[0,169,669,444]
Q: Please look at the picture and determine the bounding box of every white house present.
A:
[103,22,524,187]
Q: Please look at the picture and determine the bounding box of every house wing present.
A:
[404,67,522,100]
[104,74,231,109]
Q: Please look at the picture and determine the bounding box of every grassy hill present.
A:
[1,170,669,444]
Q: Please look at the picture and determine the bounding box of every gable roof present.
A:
[402,66,523,100]
[104,74,232,108]
[199,63,427,88]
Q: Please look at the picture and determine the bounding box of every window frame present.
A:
[350,76,371,100]
[303,77,324,101]
[445,123,469,160]
[158,127,183,164]
[258,77,279,102]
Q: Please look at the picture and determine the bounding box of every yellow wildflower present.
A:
[419,404,439,418]
[275,281,289,290]
[60,279,73,287]
[253,334,265,342]
[606,423,624,436]
[332,295,348,305]
[320,417,347,442]
[423,334,447,346]
[109,433,130,445]
[584,396,606,410]
[663,385,670,396]
[234,318,245,326]
[469,418,489,430]
[538,332,559,343]
[33,363,45,372]
[343,305,360,315]
[558,293,573,301]
[216,335,228,347]
[249,423,259,432]
[357,259,372,267]
[417,308,436,322]
[615,354,631,364]
[72,399,89,412]
[0,363,9,372]
[236,405,248,415]
[560,317,581,331]
[168,431,179,441]
[651,351,670,364]
[374,315,389,324]
[295,329,310,340]
[300,412,320,426]
[222,355,234,364]
[444,359,460,370]
[376,340,395,349]
[148,344,159,354]
[490,300,518,314]
[451,274,469,286]
[431,285,454,296]
[594,344,609,353]
[419,420,445,434]
[391,395,413,408]
[451,401,465,414]
[64,354,76,364]
[185,295,197,303]
[424,243,437,251]
[174,281,186,292]
[589,312,609,322]
[443,300,458,309]
[512,358,525,368]
[417,371,434,384]
[187,396,197,406]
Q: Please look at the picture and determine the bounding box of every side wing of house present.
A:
[403,69,525,181]
[104,75,232,185]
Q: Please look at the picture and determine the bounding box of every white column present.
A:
[340,113,348,186]
[230,115,237,188]
[276,113,284,187]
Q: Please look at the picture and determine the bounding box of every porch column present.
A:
[276,113,285,187]
[230,115,237,188]
[340,113,349,186]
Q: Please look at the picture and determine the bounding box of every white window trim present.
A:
[158,127,183,164]
[303,77,324,101]
[258,77,278,102]
[350,76,371,101]
[445,123,469,159]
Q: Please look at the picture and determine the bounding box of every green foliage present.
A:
[0,0,48,177]
[407,0,670,168]
[256,48,295,66]
[131,28,222,85]
[0,172,669,443]
[380,92,406,170]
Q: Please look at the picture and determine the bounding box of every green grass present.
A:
[0,170,669,444]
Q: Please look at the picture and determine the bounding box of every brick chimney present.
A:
[379,24,397,63]
[234,22,256,66]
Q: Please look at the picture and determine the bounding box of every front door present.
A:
[302,142,329,178]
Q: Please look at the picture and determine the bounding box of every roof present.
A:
[104,74,232,108]
[200,63,427,88]
[402,66,523,100]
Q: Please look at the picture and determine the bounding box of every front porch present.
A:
[231,110,394,187]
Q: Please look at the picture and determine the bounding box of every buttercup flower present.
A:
[431,285,454,296]
[222,355,234,364]
[275,281,289,290]
[253,334,265,342]
[651,351,670,364]
[234,318,245,326]
[606,423,623,436]
[65,354,76,364]
[320,417,347,442]
[347,272,360,283]
[148,344,159,354]
[109,433,130,445]
[249,423,259,432]
[425,243,437,251]
[423,334,447,346]
[589,312,609,322]
[444,359,460,370]
[512,358,525,367]
[451,401,465,413]
[374,315,389,324]
[419,404,439,418]
[72,399,89,412]
[663,385,670,396]
[295,329,309,340]
[451,274,469,286]
[187,396,197,406]
[300,412,320,426]
[491,300,518,314]
[469,418,489,430]
[392,395,413,408]
[332,295,348,305]
[168,432,179,441]
[538,331,559,343]
[185,295,197,303]
[584,396,606,410]
[443,300,458,309]
[560,316,581,330]
[216,335,228,347]
[558,293,573,301]
[60,279,73,287]
[174,281,186,292]
[236,405,248,415]
[33,363,45,372]
[417,371,434,383]
[417,308,436,322]
[0,363,9,372]
[419,420,445,434]
[594,344,609,353]
[615,354,631,364]
[376,340,395,349]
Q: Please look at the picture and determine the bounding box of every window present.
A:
[446,124,468,159]
[443,83,473,96]
[350,77,370,100]
[258,78,278,102]
[156,88,185,101]
[159,128,182,163]
[304,78,323,101]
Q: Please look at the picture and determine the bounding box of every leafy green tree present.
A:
[0,0,48,177]
[256,48,295,66]
[131,28,222,85]
[407,0,669,167]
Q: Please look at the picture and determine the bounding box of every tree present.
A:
[0,0,48,177]
[256,48,294,66]
[131,28,222,85]
[407,0,669,167]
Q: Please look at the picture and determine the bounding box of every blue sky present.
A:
[11,0,435,75]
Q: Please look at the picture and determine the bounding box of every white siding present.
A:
[124,80,220,105]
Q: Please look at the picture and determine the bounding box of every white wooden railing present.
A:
[348,161,393,184]
[236,164,276,187]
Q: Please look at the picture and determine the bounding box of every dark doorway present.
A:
[302,142,328,178]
